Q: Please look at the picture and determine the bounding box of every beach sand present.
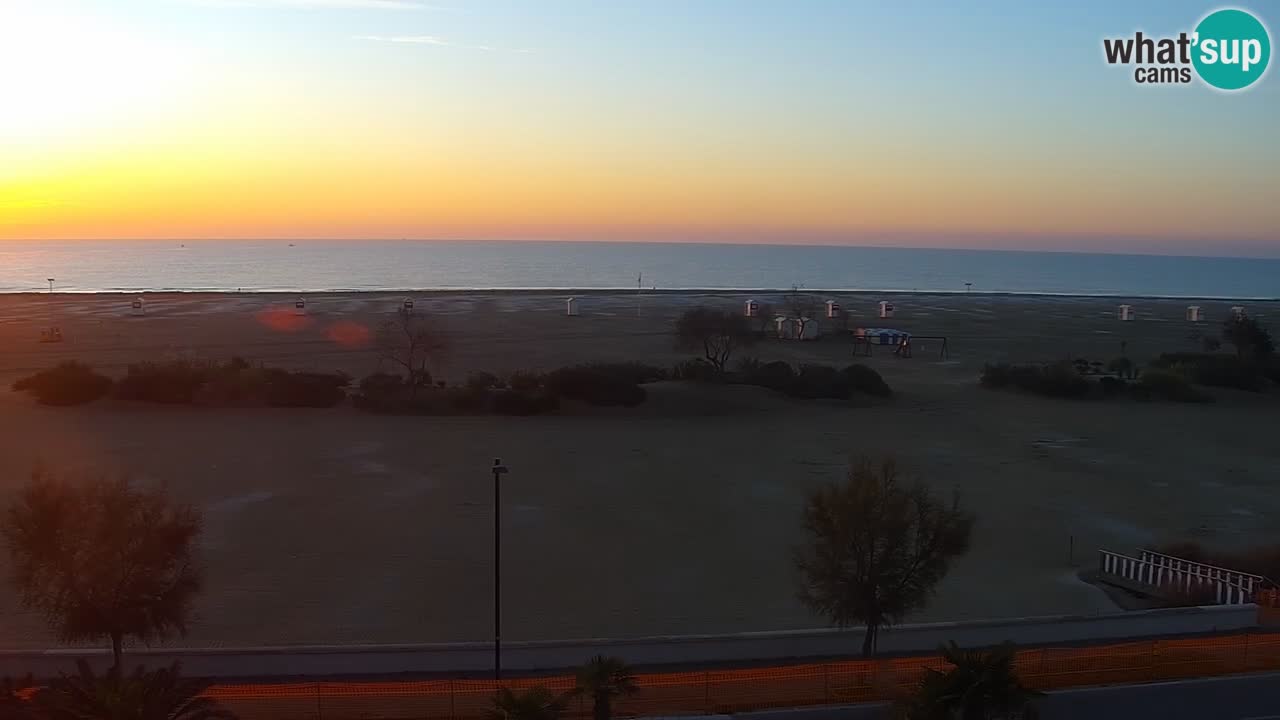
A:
[0,291,1277,649]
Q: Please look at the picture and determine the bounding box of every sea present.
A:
[1,240,1277,299]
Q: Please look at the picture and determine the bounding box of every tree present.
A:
[38,660,234,720]
[794,457,974,657]
[785,288,821,339]
[375,308,451,393]
[485,687,569,720]
[674,307,755,373]
[2,472,203,670]
[574,655,638,720]
[1222,313,1274,360]
[896,642,1041,720]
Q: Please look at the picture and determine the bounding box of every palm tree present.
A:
[898,642,1041,720]
[574,655,639,720]
[38,660,235,720]
[485,686,569,720]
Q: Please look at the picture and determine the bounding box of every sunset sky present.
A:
[0,0,1276,254]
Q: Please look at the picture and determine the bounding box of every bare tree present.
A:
[674,307,755,373]
[785,287,821,339]
[2,472,202,669]
[795,457,974,657]
[375,307,451,392]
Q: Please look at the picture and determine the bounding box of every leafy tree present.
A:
[896,642,1041,720]
[795,457,974,657]
[674,307,755,373]
[375,308,451,394]
[485,687,569,720]
[38,660,234,720]
[1223,312,1274,360]
[574,655,638,720]
[2,472,203,670]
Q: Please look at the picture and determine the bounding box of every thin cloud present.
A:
[356,35,532,52]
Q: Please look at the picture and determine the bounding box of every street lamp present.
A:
[47,278,55,293]
[492,458,509,680]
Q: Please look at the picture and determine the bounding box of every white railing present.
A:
[1098,549,1268,605]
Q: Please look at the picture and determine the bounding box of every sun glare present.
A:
[0,3,190,145]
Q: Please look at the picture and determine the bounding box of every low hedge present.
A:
[12,362,113,406]
[118,359,349,407]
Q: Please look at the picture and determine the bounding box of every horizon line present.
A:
[3,237,1280,261]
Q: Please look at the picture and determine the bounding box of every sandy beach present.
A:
[0,290,1277,649]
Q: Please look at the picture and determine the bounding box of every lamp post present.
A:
[492,458,509,680]
[47,278,55,293]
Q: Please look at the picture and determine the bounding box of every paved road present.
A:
[721,672,1280,720]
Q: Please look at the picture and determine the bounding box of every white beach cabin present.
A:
[1186,305,1203,322]
[294,297,306,315]
[879,301,895,319]
[1118,304,1134,321]
[131,297,145,316]
[1231,306,1246,319]
[566,297,579,316]
[744,299,759,317]
[402,298,414,313]
[825,300,841,318]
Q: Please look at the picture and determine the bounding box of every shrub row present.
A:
[727,358,891,400]
[11,362,113,406]
[981,362,1211,403]
[13,359,350,408]
[980,362,1090,398]
[115,359,351,407]
[353,362,664,414]
[1150,352,1269,392]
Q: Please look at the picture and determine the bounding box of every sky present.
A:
[0,0,1277,255]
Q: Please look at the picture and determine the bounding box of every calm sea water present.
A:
[1,240,1277,298]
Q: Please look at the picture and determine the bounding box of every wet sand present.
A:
[0,291,1277,649]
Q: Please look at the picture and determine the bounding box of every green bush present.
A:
[261,369,349,407]
[491,389,560,416]
[980,362,1090,398]
[842,364,892,397]
[1151,352,1266,392]
[1098,375,1127,397]
[579,362,666,385]
[740,360,796,392]
[1135,368,1212,403]
[545,365,647,407]
[466,371,504,391]
[790,364,850,400]
[671,358,719,382]
[508,370,545,393]
[116,360,212,404]
[354,372,405,408]
[12,362,113,406]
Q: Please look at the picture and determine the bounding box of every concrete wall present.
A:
[0,604,1258,680]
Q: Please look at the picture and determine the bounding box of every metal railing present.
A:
[1099,549,1267,605]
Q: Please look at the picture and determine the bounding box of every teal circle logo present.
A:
[1192,8,1271,90]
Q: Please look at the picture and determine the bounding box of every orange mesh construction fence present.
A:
[202,632,1280,720]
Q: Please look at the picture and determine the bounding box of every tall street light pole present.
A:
[492,458,509,680]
